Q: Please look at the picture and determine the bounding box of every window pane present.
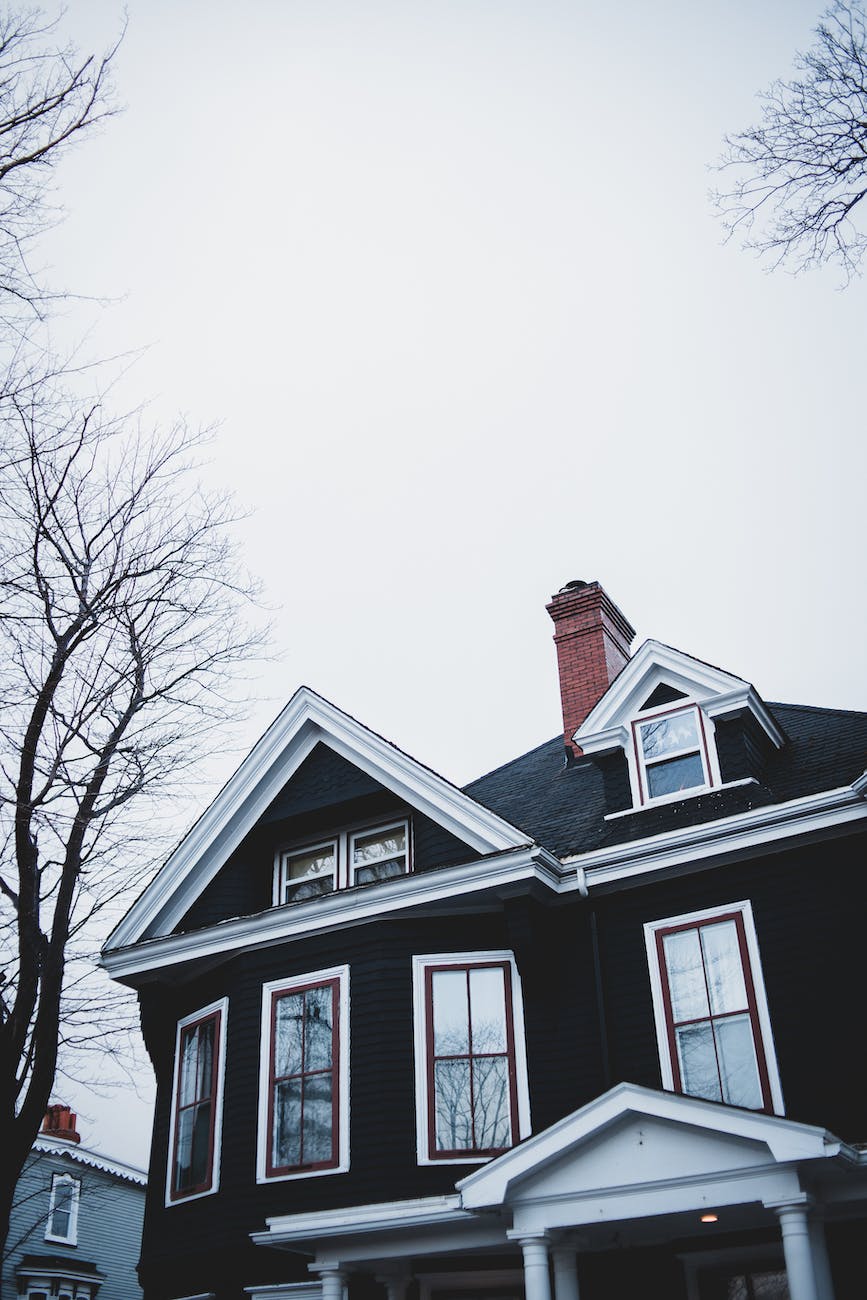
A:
[272,1077,302,1168]
[473,1055,511,1148]
[195,1020,215,1099]
[663,928,709,1022]
[432,970,469,1055]
[179,1029,199,1105]
[353,826,406,864]
[355,858,407,885]
[283,845,335,902]
[302,1071,333,1163]
[676,1022,722,1101]
[304,985,334,1071]
[51,1181,73,1236]
[469,967,507,1053]
[701,921,749,1015]
[189,1101,212,1186]
[640,711,699,760]
[174,1107,194,1188]
[274,991,305,1077]
[714,1015,763,1109]
[434,1058,472,1149]
[647,752,706,798]
[751,1272,789,1299]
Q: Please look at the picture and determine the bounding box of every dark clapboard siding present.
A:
[138,828,867,1298]
[179,743,484,931]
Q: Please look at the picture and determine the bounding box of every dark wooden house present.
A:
[103,580,867,1300]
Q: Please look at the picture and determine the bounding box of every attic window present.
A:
[274,819,411,905]
[633,704,715,804]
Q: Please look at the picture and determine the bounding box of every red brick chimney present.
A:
[41,1104,81,1144]
[547,580,635,756]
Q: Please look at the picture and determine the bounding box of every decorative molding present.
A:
[575,640,784,752]
[457,1082,841,1210]
[32,1138,147,1186]
[102,845,562,982]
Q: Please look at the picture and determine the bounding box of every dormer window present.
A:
[633,705,714,804]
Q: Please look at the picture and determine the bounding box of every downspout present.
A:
[577,866,612,1092]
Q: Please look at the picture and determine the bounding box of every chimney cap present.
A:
[558,578,590,593]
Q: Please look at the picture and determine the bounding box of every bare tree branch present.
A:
[713,0,867,281]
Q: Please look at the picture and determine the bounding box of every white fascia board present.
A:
[577,641,749,737]
[458,1082,839,1210]
[564,783,867,888]
[702,686,785,748]
[102,845,562,982]
[106,687,530,951]
[258,1195,465,1242]
[852,769,867,799]
[32,1138,148,1185]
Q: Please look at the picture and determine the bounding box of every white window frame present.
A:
[164,996,229,1207]
[273,818,412,904]
[274,837,339,906]
[629,702,721,808]
[348,819,410,887]
[257,964,350,1183]
[412,950,532,1166]
[644,901,784,1116]
[45,1173,80,1245]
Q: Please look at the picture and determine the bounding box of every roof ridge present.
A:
[464,734,562,788]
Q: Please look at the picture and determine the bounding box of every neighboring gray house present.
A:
[3,1105,146,1300]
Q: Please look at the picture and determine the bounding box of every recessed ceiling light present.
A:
[700,1214,719,1224]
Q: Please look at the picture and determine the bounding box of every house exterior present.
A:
[5,1104,146,1300]
[102,580,867,1300]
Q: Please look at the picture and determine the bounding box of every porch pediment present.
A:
[459,1084,839,1227]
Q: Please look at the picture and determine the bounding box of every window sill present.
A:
[604,778,759,821]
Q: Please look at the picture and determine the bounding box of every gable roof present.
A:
[458,1081,844,1211]
[106,686,532,952]
[574,639,785,754]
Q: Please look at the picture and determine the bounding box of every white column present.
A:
[769,1200,820,1300]
[317,1265,348,1300]
[376,1274,411,1300]
[808,1217,835,1300]
[551,1247,580,1300]
[513,1233,552,1300]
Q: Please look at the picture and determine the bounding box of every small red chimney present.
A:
[41,1104,81,1144]
[547,579,635,757]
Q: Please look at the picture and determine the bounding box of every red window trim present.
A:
[170,1008,222,1201]
[632,704,714,806]
[277,818,413,902]
[266,976,341,1177]
[423,960,520,1161]
[655,910,773,1113]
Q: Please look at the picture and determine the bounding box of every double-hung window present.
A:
[645,903,783,1114]
[632,704,715,804]
[45,1173,79,1244]
[166,998,227,1203]
[413,953,531,1163]
[258,966,349,1181]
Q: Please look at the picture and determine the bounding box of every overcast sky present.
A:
[39,0,866,1167]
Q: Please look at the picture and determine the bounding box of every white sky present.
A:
[38,0,866,1167]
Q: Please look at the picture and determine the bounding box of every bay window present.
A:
[258,966,349,1181]
[413,952,531,1163]
[167,998,227,1204]
[645,903,783,1115]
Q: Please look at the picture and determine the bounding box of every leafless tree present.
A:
[713,0,867,280]
[0,377,263,1257]
[0,7,118,321]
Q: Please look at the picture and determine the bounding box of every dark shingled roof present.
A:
[464,703,867,860]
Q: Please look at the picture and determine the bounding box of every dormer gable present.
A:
[105,686,533,955]
[574,640,785,811]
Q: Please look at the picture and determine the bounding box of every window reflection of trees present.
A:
[433,1016,511,1153]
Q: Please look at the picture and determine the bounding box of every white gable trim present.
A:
[457,1082,841,1209]
[575,641,784,753]
[107,687,530,950]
